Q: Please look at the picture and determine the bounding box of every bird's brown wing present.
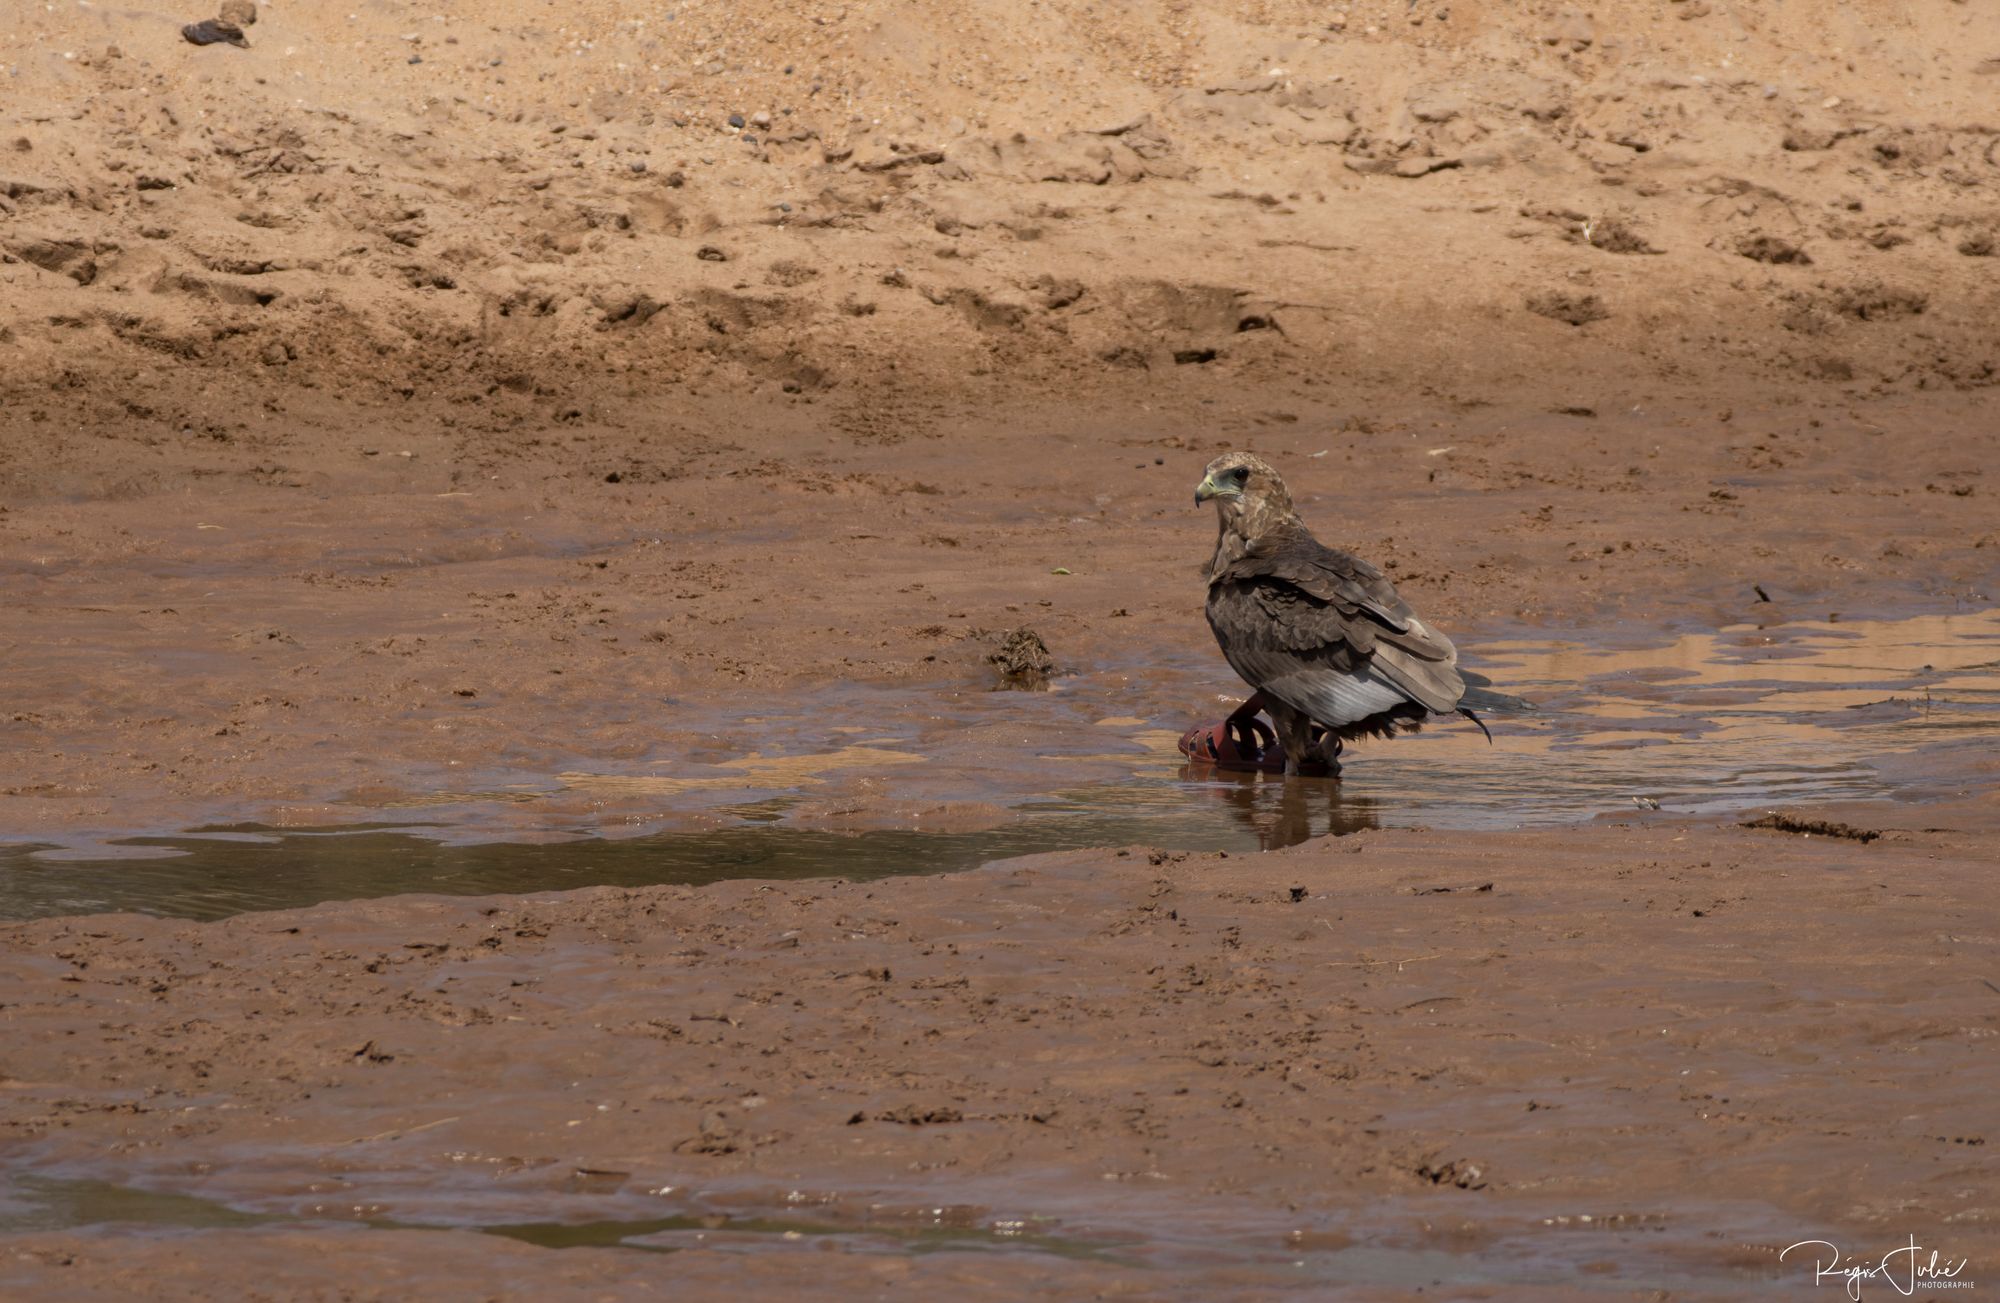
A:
[1207,528,1465,725]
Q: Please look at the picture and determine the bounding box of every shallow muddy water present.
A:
[0,1170,1791,1293]
[0,1174,1115,1264]
[3,607,1995,921]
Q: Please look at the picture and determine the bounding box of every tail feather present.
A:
[1459,680,1534,715]
[1456,670,1531,744]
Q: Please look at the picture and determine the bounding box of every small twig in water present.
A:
[349,1115,460,1144]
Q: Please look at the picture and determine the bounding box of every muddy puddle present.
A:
[0,1170,1792,1292]
[3,607,1996,921]
[0,1174,1114,1264]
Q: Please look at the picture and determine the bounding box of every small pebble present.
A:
[218,0,257,25]
[727,112,745,128]
[628,160,647,173]
[408,55,422,65]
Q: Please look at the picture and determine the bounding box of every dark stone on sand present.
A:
[182,20,248,48]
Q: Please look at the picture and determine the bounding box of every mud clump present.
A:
[1519,207,1658,255]
[1526,292,1609,327]
[1415,1157,1490,1190]
[988,627,1055,689]
[1830,283,1927,322]
[1583,217,1661,255]
[1737,235,1813,265]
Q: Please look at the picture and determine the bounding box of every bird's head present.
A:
[1194,452,1292,524]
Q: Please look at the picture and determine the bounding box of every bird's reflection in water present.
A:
[1179,768,1381,849]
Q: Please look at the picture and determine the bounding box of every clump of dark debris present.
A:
[988,627,1055,689]
[1741,811,1881,843]
[1415,1157,1489,1190]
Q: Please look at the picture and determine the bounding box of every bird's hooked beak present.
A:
[1193,471,1236,507]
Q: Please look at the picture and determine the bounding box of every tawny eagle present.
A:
[1195,452,1510,776]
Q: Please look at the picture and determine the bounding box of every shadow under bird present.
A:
[1189,452,1527,777]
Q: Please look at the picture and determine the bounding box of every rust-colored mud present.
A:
[4,818,1998,1299]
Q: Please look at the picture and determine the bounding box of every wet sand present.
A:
[4,811,1999,1299]
[6,0,2000,844]
[3,389,1995,850]
[4,603,1999,923]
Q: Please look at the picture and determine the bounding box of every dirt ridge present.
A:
[4,0,1997,417]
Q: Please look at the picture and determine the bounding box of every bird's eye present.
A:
[1232,467,1250,483]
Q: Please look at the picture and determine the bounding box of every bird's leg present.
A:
[1309,728,1344,777]
[1225,690,1270,727]
[1223,690,1272,760]
[1268,702,1317,778]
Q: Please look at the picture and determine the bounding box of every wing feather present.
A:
[1207,525,1465,728]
